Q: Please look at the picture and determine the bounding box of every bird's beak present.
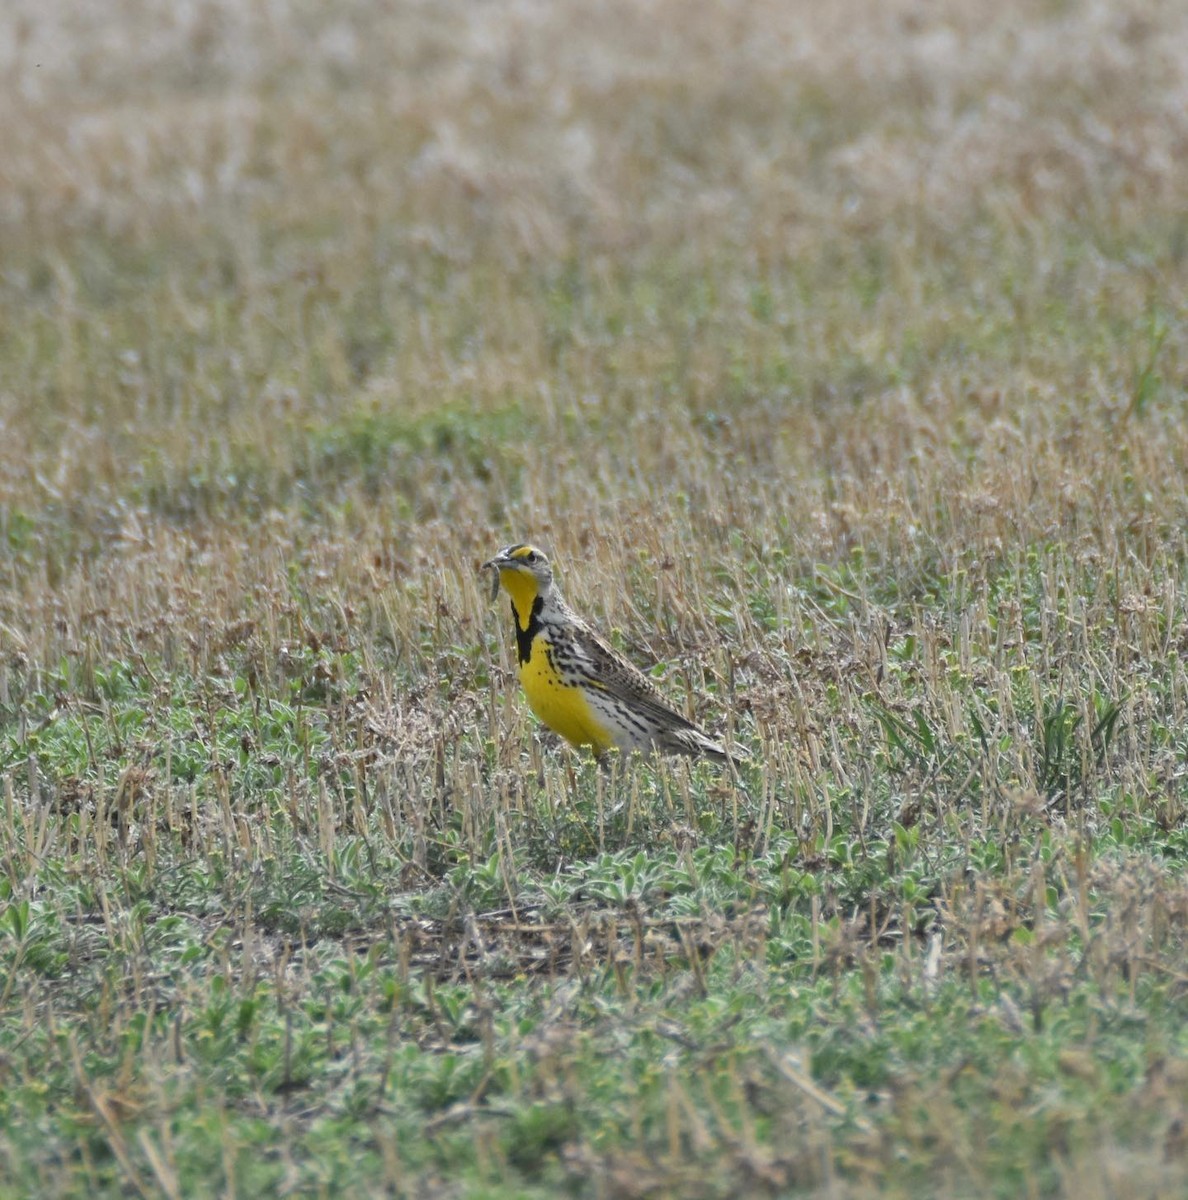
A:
[481,554,508,600]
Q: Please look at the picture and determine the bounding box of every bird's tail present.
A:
[662,727,747,766]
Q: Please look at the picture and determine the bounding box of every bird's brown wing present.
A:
[547,605,734,762]
[570,624,720,738]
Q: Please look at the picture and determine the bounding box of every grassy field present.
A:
[2,0,1188,1195]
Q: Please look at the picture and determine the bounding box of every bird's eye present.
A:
[525,550,539,563]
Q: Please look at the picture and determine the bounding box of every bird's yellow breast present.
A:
[519,636,615,754]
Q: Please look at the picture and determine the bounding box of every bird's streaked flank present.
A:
[483,543,735,762]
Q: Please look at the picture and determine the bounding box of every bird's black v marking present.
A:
[512,596,545,664]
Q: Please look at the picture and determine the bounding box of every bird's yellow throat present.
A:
[495,567,540,630]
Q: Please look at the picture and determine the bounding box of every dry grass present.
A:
[1,0,1188,1196]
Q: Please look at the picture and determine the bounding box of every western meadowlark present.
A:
[482,543,733,762]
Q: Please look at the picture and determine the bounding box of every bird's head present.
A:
[482,544,556,615]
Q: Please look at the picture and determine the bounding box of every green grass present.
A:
[2,0,1188,1195]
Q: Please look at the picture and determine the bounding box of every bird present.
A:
[482,543,735,763]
